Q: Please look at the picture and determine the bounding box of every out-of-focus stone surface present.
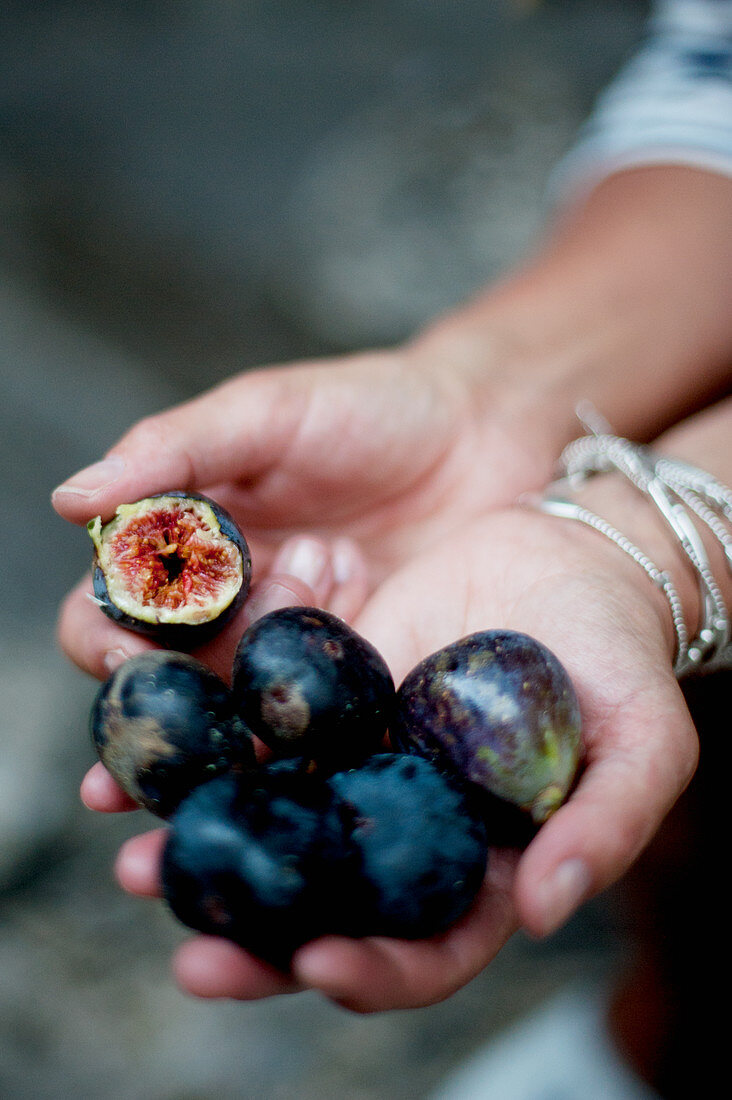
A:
[0,272,181,894]
[275,70,577,346]
[0,1,645,1096]
[0,632,89,890]
[0,0,647,358]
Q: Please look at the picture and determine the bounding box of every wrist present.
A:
[568,473,703,665]
[535,420,732,676]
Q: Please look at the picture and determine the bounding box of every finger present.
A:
[173,937,303,1000]
[80,761,139,813]
[193,530,370,671]
[115,828,167,898]
[116,832,302,999]
[57,575,157,681]
[190,572,319,681]
[292,850,519,1013]
[50,366,310,525]
[514,676,699,939]
[325,537,370,622]
[269,535,334,599]
[57,569,317,683]
[269,534,370,622]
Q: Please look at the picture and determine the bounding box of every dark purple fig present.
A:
[328,754,489,939]
[161,762,357,969]
[392,630,582,826]
[88,491,251,646]
[90,650,255,817]
[231,606,395,768]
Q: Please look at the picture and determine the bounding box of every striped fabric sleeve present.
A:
[551,0,732,201]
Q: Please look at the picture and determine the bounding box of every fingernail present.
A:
[331,538,358,585]
[115,840,154,892]
[273,538,329,590]
[53,455,126,498]
[245,579,305,623]
[534,858,591,937]
[103,648,130,675]
[293,943,349,991]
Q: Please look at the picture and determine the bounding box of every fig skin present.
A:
[231,606,396,769]
[89,491,251,648]
[328,753,489,940]
[91,650,255,818]
[161,762,357,970]
[392,630,582,827]
[162,755,488,962]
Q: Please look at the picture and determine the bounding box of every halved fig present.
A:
[88,491,251,645]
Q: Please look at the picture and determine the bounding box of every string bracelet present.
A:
[536,491,690,671]
[530,423,732,679]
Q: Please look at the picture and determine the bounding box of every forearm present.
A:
[411,166,732,450]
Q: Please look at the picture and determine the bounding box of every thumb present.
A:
[514,675,699,939]
[51,364,310,525]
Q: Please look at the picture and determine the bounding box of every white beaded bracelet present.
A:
[532,421,732,679]
[536,491,691,674]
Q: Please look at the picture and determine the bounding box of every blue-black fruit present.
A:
[88,491,251,647]
[161,762,356,969]
[91,650,255,817]
[231,606,395,768]
[328,753,489,939]
[392,630,582,827]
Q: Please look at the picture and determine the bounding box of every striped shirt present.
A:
[553,0,732,199]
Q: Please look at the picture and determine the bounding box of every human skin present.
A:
[54,167,732,1011]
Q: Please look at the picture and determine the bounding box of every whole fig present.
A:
[91,650,255,817]
[392,630,582,825]
[328,753,488,939]
[231,606,395,769]
[161,762,356,969]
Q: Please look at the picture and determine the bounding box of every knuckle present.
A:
[122,412,195,488]
[122,413,165,453]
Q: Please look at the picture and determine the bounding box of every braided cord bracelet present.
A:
[531,419,732,679]
[537,491,690,672]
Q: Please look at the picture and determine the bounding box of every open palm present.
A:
[77,506,698,1012]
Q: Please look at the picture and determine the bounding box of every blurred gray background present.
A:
[1,2,648,1097]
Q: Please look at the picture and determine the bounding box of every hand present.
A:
[54,165,731,1011]
[53,166,732,682]
[52,345,565,682]
[82,503,699,1012]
